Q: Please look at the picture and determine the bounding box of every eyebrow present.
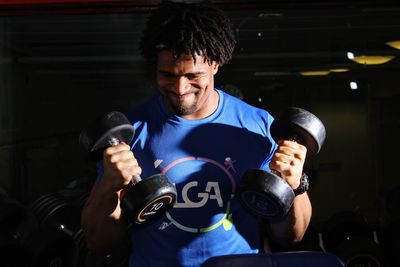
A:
[157,70,204,77]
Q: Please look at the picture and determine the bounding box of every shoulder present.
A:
[219,89,274,127]
[125,95,160,122]
[221,89,270,112]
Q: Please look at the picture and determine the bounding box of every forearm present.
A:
[81,143,141,254]
[268,192,312,247]
[81,180,129,254]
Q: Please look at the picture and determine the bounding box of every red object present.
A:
[0,0,158,16]
[0,0,398,16]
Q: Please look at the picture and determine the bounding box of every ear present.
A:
[211,61,219,75]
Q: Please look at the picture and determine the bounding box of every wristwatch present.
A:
[293,173,309,196]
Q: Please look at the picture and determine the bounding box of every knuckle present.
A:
[300,144,307,152]
[103,147,114,156]
[122,143,132,150]
[136,166,142,175]
[129,151,136,161]
[109,154,119,163]
[115,161,124,171]
[122,172,133,182]
[287,168,296,177]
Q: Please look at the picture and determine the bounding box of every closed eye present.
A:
[158,71,204,80]
[158,71,176,78]
[185,73,202,80]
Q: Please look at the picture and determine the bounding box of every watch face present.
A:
[294,173,309,196]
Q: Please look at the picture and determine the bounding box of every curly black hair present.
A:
[139,1,236,66]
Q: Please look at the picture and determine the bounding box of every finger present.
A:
[269,159,292,174]
[276,141,306,155]
[277,139,307,152]
[108,150,136,164]
[272,151,294,164]
[275,141,307,162]
[120,165,142,185]
[103,142,131,156]
[108,159,142,185]
[271,161,302,189]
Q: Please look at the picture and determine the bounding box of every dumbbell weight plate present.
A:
[270,107,326,156]
[34,196,65,225]
[30,193,59,220]
[31,194,66,225]
[79,111,135,152]
[25,194,83,267]
[43,201,80,235]
[91,125,134,152]
[121,174,176,225]
[238,169,294,218]
[29,193,82,242]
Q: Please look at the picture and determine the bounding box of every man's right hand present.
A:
[101,142,142,192]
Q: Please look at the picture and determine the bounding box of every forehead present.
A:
[156,50,209,69]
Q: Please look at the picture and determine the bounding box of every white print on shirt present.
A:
[154,159,164,168]
[174,181,223,208]
[224,157,236,173]
[158,221,173,230]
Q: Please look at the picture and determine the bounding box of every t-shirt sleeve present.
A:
[259,112,278,171]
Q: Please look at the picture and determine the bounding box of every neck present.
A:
[182,89,220,120]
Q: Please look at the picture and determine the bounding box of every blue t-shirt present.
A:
[123,89,277,267]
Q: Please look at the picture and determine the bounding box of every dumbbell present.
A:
[238,107,326,219]
[79,111,177,225]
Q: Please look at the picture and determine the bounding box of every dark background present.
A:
[0,0,399,265]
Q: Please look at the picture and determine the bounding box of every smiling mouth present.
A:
[170,91,196,101]
[175,94,190,101]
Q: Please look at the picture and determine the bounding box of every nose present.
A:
[174,76,190,95]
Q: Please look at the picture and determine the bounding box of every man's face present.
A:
[156,50,219,119]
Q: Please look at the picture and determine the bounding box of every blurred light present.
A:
[258,98,262,102]
[257,32,262,37]
[347,51,395,65]
[350,81,358,90]
[330,68,349,73]
[299,68,349,76]
[350,55,395,65]
[386,40,400,50]
[253,71,293,76]
[300,71,330,76]
[347,52,355,59]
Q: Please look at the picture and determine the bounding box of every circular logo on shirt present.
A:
[161,156,236,233]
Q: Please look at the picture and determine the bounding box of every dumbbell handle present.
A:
[271,135,302,177]
[59,224,74,237]
[109,137,142,184]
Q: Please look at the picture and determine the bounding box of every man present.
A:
[81,1,311,267]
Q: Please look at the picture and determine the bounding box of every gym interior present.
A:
[0,0,399,266]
